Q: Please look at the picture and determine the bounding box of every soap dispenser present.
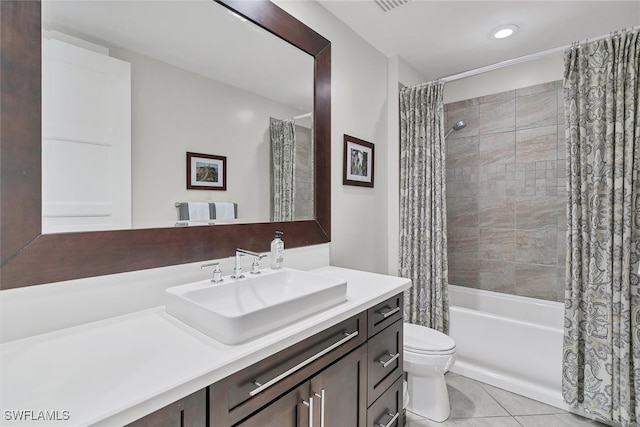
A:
[270,231,284,269]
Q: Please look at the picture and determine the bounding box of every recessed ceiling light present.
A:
[491,24,519,40]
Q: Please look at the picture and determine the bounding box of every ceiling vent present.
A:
[374,0,410,12]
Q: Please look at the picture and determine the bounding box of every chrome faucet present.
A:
[232,249,267,279]
[201,261,223,283]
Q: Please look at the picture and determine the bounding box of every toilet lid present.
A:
[404,323,456,353]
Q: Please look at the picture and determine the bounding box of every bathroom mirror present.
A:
[41,0,314,231]
[0,0,331,288]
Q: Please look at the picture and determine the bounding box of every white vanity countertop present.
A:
[0,267,410,426]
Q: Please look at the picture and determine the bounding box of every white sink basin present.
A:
[165,268,347,344]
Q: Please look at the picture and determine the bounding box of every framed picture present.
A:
[343,134,374,187]
[186,152,227,190]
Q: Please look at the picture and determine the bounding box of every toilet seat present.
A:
[404,323,456,355]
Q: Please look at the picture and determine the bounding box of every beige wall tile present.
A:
[516,125,558,163]
[445,80,565,302]
[479,228,516,261]
[480,99,516,134]
[515,229,557,265]
[516,196,559,229]
[479,132,516,165]
[515,264,558,300]
[516,90,559,129]
[478,260,516,293]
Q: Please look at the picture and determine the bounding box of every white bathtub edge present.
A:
[450,359,570,411]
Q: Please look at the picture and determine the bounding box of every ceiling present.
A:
[317,0,640,81]
[41,1,640,109]
[42,1,313,112]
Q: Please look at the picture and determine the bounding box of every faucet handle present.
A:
[201,262,223,283]
[250,253,268,275]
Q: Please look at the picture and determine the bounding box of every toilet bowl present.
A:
[403,322,456,422]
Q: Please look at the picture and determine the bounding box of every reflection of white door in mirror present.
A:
[42,37,131,233]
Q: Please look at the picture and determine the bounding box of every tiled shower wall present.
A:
[445,81,566,302]
[294,125,314,220]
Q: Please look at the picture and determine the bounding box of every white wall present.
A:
[443,53,564,103]
[110,47,307,228]
[275,1,391,274]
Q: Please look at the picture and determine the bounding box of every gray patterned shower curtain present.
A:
[562,29,640,427]
[270,118,296,222]
[399,81,449,334]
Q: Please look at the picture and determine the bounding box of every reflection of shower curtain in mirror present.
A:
[270,118,296,221]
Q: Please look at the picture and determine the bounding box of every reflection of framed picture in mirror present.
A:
[187,152,227,190]
[343,135,374,188]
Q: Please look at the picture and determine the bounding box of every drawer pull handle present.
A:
[314,389,325,427]
[378,352,400,368]
[378,411,399,427]
[302,397,314,427]
[377,306,400,319]
[249,331,359,397]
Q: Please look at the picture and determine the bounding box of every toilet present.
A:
[403,323,457,422]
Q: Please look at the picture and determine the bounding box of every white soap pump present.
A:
[270,231,284,269]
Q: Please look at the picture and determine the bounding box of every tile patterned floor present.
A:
[405,373,608,427]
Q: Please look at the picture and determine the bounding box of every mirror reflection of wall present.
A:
[41,0,314,233]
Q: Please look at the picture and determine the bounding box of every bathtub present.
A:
[448,285,568,410]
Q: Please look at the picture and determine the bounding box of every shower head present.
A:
[444,120,467,139]
[453,120,466,131]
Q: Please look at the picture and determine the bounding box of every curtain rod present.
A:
[440,25,640,83]
[292,112,312,120]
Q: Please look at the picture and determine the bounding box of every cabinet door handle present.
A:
[378,352,400,368]
[377,306,400,319]
[302,397,314,427]
[377,411,399,427]
[249,331,359,397]
[314,389,325,427]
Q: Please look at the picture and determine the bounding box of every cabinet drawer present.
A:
[367,294,403,338]
[210,312,366,426]
[126,388,206,427]
[367,377,403,427]
[367,319,403,404]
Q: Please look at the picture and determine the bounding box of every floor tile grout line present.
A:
[476,379,519,418]
[514,418,527,426]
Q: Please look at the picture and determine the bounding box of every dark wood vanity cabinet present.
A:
[210,313,367,426]
[237,345,368,427]
[129,294,404,427]
[366,296,404,427]
[367,377,403,427]
[126,389,206,427]
[367,317,403,404]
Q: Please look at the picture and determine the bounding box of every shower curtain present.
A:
[562,29,640,426]
[270,118,296,222]
[399,81,449,334]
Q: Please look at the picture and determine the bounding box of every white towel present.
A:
[188,202,210,220]
[215,202,235,220]
[175,220,215,227]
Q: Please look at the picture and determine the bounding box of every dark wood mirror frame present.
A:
[0,0,331,289]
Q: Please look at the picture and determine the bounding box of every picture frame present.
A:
[343,134,374,187]
[186,152,227,191]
